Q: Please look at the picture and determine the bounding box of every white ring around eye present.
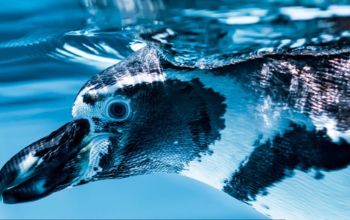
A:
[104,97,132,122]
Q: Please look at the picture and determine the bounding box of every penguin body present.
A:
[1,46,349,219]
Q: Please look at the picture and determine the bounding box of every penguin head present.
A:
[0,47,226,203]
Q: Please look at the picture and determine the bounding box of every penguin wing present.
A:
[212,50,350,136]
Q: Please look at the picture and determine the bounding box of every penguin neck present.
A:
[164,67,258,192]
[163,66,296,194]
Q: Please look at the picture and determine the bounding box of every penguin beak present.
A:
[0,119,90,204]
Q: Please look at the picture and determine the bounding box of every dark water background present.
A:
[1,0,350,218]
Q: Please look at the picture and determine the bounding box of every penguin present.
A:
[0,46,349,220]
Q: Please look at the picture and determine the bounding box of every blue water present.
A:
[1,0,350,218]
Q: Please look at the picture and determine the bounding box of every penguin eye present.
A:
[107,100,131,122]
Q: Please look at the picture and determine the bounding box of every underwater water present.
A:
[0,0,350,219]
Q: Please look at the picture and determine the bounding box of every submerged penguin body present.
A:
[1,46,349,219]
[165,56,350,219]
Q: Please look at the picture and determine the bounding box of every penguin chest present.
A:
[166,69,304,189]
